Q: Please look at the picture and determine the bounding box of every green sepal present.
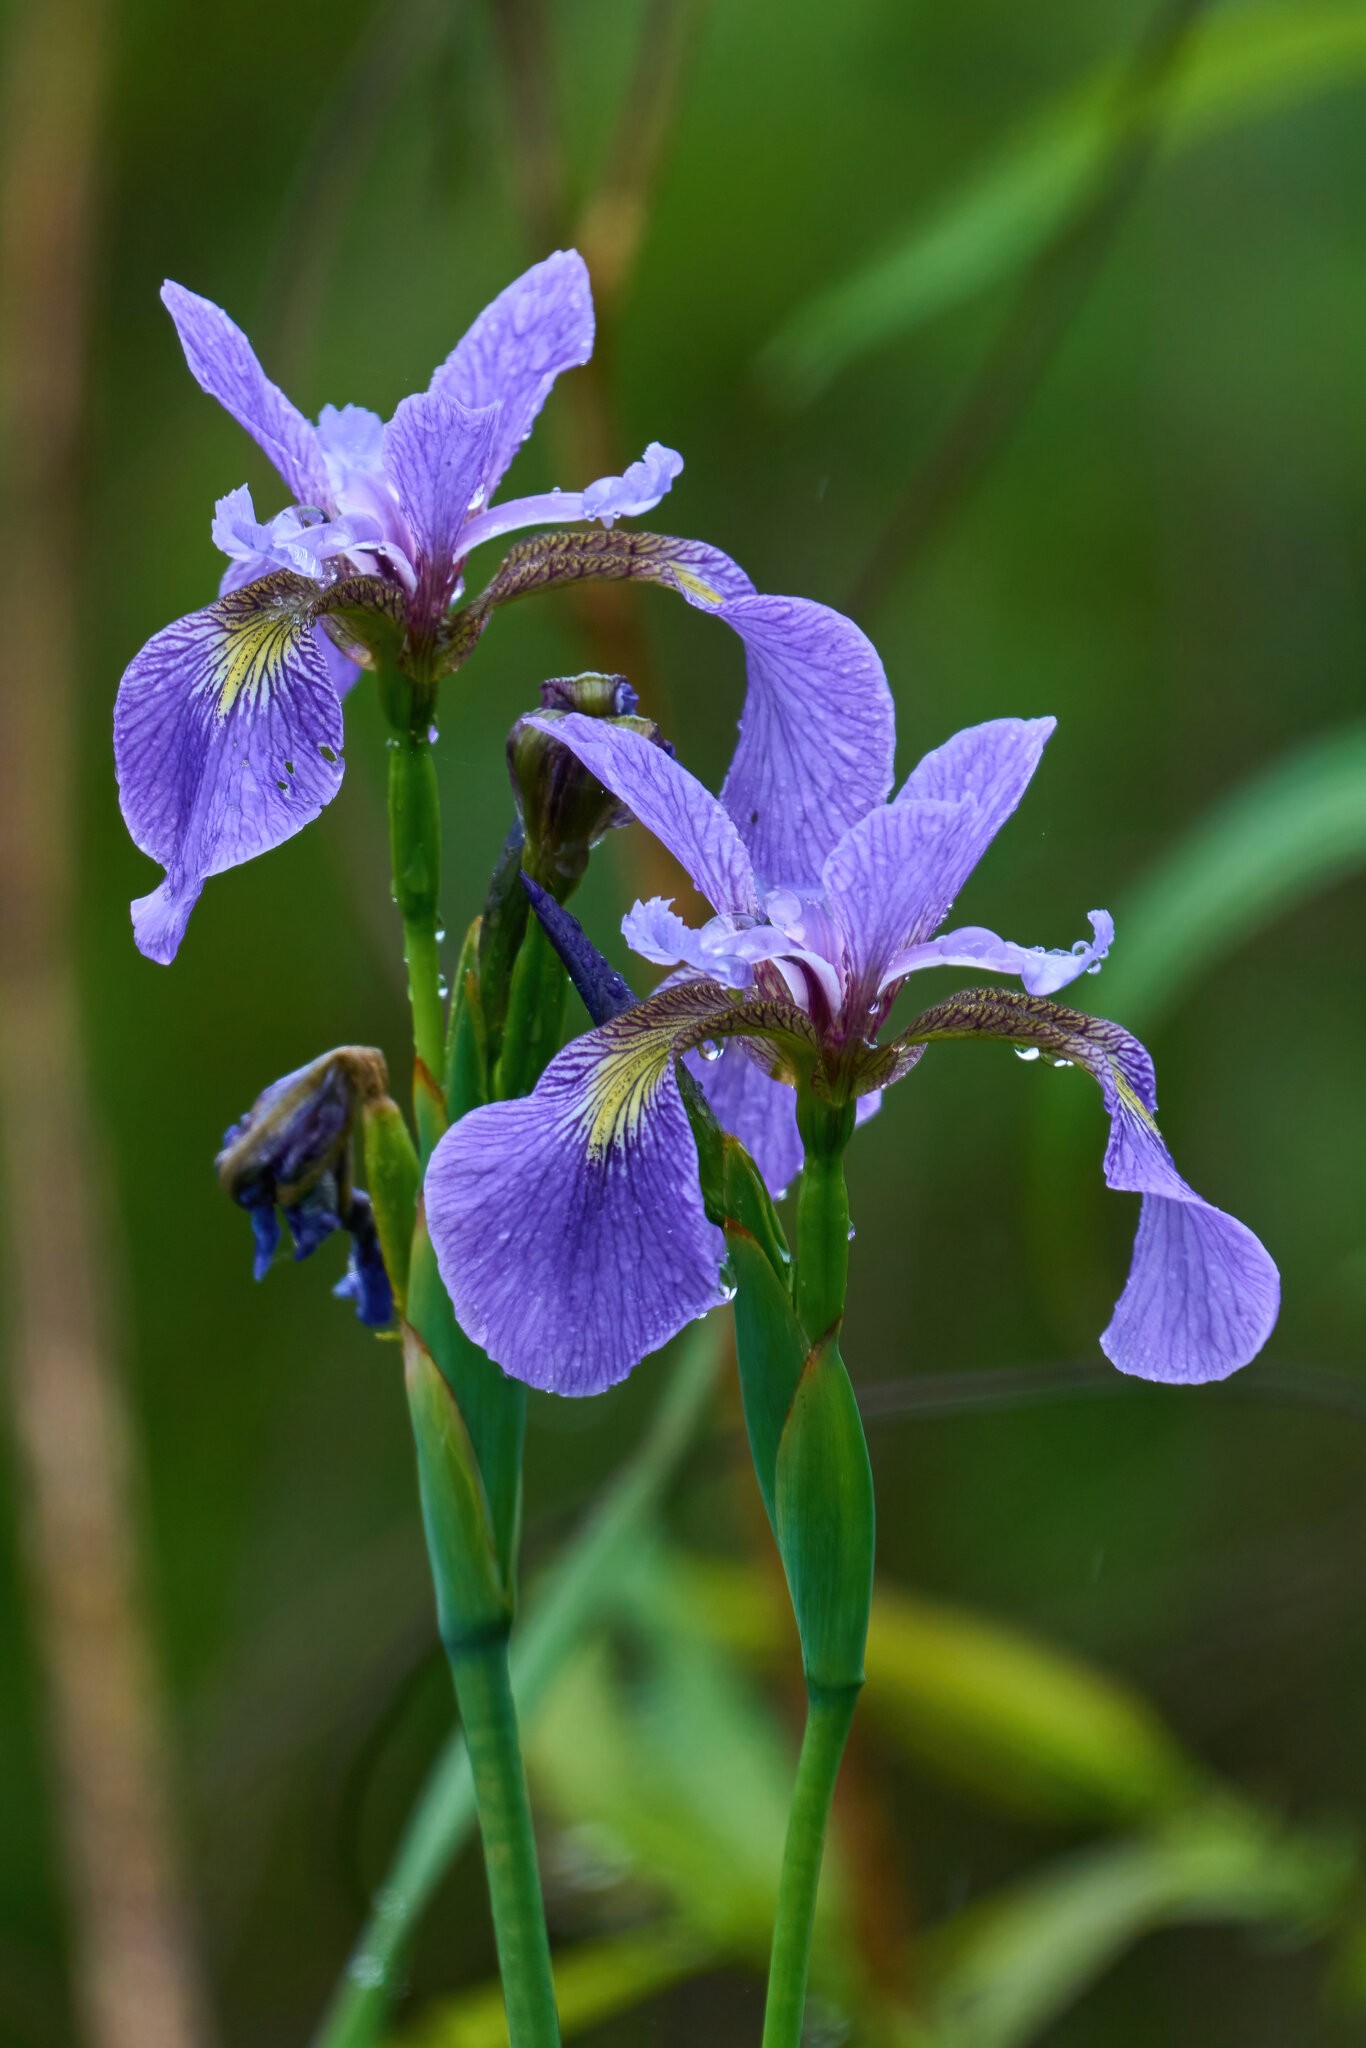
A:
[406,1219,526,1599]
[444,916,488,1120]
[774,1335,875,1693]
[403,1321,510,1646]
[359,1097,421,1314]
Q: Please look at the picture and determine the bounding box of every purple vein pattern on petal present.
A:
[688,1042,804,1198]
[822,795,977,999]
[1097,1049,1279,1384]
[430,249,594,500]
[895,717,1056,912]
[714,596,895,887]
[115,589,343,963]
[218,549,362,698]
[161,283,324,503]
[383,392,499,576]
[425,1023,725,1395]
[527,713,759,915]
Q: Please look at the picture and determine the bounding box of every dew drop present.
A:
[697,1039,723,1063]
[434,927,446,944]
[1051,1057,1073,1069]
[847,1224,857,1242]
[436,975,449,999]
[1014,1046,1041,1062]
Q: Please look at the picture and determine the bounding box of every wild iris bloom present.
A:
[425,708,1279,1394]
[115,250,681,963]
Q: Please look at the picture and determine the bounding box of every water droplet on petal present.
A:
[1015,1046,1041,1062]
[698,1040,723,1063]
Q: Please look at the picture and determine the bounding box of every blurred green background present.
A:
[3,1,1366,2043]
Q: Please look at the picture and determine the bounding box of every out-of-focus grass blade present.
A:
[764,6,1366,399]
[903,1804,1355,2048]
[524,1542,847,1958]
[394,1923,705,2046]
[1090,723,1366,1035]
[680,1556,1198,1826]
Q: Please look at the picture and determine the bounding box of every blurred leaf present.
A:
[765,5,1366,397]
[680,1556,1199,1825]
[1089,722,1366,1034]
[395,1922,705,2046]
[906,1803,1356,2048]
[524,1541,843,1956]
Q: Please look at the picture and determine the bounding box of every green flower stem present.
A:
[310,1320,723,2048]
[446,1637,560,2048]
[794,1094,856,1341]
[762,1683,860,2048]
[386,730,445,1156]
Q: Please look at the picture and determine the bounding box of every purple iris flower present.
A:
[115,250,683,963]
[424,702,1279,1396]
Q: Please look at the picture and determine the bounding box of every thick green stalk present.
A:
[310,1320,723,2048]
[447,1639,560,2048]
[761,1684,860,2048]
[794,1095,855,1341]
[386,731,445,1156]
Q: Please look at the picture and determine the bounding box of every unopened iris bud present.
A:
[507,672,666,897]
[216,1047,396,1328]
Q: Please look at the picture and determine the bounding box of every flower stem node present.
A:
[508,673,665,897]
[216,1047,400,1328]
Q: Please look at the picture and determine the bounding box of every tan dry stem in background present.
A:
[0,4,215,2047]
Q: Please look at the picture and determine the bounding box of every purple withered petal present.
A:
[712,596,895,887]
[161,282,324,503]
[526,713,759,915]
[884,910,1113,997]
[381,392,500,597]
[425,1004,728,1394]
[687,1041,805,1198]
[115,578,344,962]
[431,249,595,500]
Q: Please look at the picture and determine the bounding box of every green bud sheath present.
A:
[774,1336,874,1694]
[404,1326,509,1645]
[359,1097,421,1314]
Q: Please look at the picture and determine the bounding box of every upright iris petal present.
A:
[160,282,325,502]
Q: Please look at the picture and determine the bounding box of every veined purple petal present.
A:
[527,714,759,915]
[382,392,499,589]
[688,1042,804,1198]
[218,546,362,698]
[893,988,1279,1385]
[1099,1069,1279,1385]
[455,442,683,559]
[711,596,895,888]
[161,282,324,503]
[115,580,344,963]
[893,717,1056,910]
[822,795,971,999]
[885,910,1113,996]
[426,1010,726,1394]
[431,249,595,499]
